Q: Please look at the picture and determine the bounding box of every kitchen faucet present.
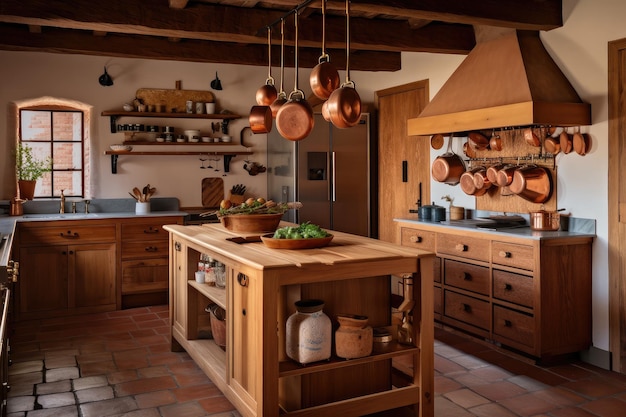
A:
[59,190,65,213]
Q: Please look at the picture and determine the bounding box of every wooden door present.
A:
[19,245,68,314]
[376,81,430,244]
[71,243,116,308]
[608,38,626,373]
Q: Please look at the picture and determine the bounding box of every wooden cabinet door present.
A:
[19,245,68,314]
[376,80,430,244]
[71,243,116,308]
[170,238,188,340]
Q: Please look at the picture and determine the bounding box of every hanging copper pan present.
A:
[275,10,314,141]
[509,165,553,203]
[270,18,288,118]
[309,0,340,100]
[249,105,272,134]
[325,0,361,128]
[256,27,278,106]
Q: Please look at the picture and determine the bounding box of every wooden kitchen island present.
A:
[164,223,435,417]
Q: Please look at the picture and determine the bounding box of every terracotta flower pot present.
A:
[18,180,36,200]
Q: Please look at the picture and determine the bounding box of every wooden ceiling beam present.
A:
[0,0,475,53]
[0,25,402,71]
[262,0,563,31]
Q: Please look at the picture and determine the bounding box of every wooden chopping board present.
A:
[202,178,224,208]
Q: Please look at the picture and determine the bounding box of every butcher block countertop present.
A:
[164,222,434,270]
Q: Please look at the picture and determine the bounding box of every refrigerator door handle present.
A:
[331,151,336,202]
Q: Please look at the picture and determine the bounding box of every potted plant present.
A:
[15,143,52,200]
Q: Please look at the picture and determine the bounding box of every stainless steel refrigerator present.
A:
[267,113,377,237]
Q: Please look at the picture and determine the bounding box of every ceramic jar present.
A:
[335,314,373,359]
[286,299,331,365]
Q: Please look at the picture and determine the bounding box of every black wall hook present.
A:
[98,67,113,86]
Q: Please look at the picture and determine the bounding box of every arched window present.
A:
[13,98,93,198]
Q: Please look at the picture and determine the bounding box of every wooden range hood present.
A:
[408,29,591,136]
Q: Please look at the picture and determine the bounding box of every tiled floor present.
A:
[5,305,626,417]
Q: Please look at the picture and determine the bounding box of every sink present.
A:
[22,213,101,220]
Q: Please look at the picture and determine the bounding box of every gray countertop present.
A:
[395,216,596,240]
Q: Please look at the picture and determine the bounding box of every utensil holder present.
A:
[135,202,150,214]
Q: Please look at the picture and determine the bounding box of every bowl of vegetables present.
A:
[217,198,302,234]
[260,223,333,250]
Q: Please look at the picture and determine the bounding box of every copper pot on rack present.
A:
[509,165,553,203]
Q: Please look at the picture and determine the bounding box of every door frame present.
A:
[608,37,626,373]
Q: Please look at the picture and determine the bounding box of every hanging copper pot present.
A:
[256,27,278,106]
[460,168,488,196]
[249,105,273,134]
[270,18,288,118]
[431,136,466,185]
[275,10,314,141]
[326,0,361,128]
[509,165,553,203]
[309,0,340,100]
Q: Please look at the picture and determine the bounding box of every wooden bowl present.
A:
[260,234,334,250]
[219,213,283,233]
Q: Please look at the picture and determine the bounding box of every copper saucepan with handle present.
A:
[460,167,488,196]
[431,136,466,185]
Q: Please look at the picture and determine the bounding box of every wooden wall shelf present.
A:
[103,150,252,174]
[101,110,241,133]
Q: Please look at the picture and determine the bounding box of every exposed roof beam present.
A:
[0,0,475,54]
[0,24,402,71]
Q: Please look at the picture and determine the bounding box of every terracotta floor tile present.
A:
[551,406,605,417]
[174,372,212,388]
[106,369,139,384]
[73,375,108,391]
[443,388,491,408]
[114,375,178,396]
[434,375,463,394]
[198,395,237,414]
[433,396,474,417]
[134,390,177,409]
[75,386,115,404]
[147,352,184,367]
[470,365,514,381]
[173,384,223,402]
[471,381,528,401]
[499,392,560,416]
[468,402,520,417]
[581,397,626,417]
[78,360,117,377]
[562,377,626,398]
[533,386,588,407]
[159,401,212,417]
[435,355,467,374]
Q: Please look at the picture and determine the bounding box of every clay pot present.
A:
[335,314,373,359]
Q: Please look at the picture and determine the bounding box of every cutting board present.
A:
[202,178,224,208]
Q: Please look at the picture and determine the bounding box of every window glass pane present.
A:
[53,142,82,170]
[53,112,82,142]
[25,142,52,164]
[21,110,51,141]
[36,172,53,197]
[54,171,83,197]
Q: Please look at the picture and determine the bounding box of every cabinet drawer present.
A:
[493,305,535,348]
[122,258,169,294]
[444,290,490,330]
[493,270,534,308]
[121,222,168,241]
[19,224,116,245]
[437,233,489,262]
[122,240,169,259]
[444,259,489,295]
[433,257,442,283]
[492,241,534,271]
[401,228,436,251]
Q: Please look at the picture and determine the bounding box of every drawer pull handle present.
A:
[455,244,468,252]
[174,241,181,251]
[410,235,423,243]
[145,246,158,252]
[504,283,513,291]
[60,231,79,239]
[499,251,512,258]
[463,273,472,281]
[143,228,159,234]
[462,303,471,312]
[504,319,512,327]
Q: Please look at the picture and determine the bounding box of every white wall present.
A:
[0,0,623,353]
